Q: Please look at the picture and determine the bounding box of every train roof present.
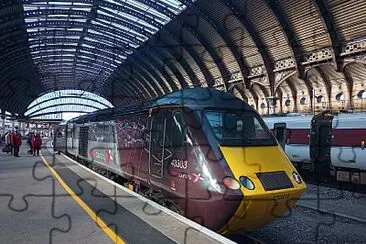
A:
[68,88,253,124]
[263,115,313,129]
[155,87,251,110]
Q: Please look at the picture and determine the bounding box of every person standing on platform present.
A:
[31,133,42,156]
[11,128,22,157]
[27,132,33,154]
[4,131,12,155]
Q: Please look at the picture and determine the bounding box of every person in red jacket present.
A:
[31,133,42,156]
[11,128,22,157]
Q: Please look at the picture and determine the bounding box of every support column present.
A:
[20,122,24,136]
[11,114,15,131]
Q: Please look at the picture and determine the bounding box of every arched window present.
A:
[285,100,291,107]
[300,97,307,105]
[335,93,345,101]
[357,90,366,99]
[316,95,323,104]
[25,90,114,120]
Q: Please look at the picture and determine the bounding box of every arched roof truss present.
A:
[24,89,113,117]
[1,0,366,116]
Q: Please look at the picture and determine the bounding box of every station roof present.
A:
[1,0,366,115]
[24,89,113,118]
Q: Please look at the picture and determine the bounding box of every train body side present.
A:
[66,120,123,176]
[330,115,366,172]
[54,88,306,234]
[53,124,67,153]
[264,116,312,165]
[62,107,242,232]
[264,113,366,184]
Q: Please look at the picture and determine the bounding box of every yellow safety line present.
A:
[40,153,125,244]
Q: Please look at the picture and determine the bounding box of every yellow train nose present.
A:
[218,145,307,234]
[219,188,305,234]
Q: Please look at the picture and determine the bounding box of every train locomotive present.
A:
[53,88,306,235]
[263,112,366,185]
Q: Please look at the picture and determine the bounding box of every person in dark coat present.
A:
[11,128,22,157]
[27,132,33,154]
[31,133,42,156]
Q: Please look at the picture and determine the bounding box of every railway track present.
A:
[295,181,366,224]
[299,170,366,194]
[295,202,366,224]
[227,233,265,244]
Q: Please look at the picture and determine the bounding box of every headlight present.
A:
[292,172,302,184]
[239,176,255,190]
[223,176,241,190]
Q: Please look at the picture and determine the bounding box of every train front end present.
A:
[203,110,306,234]
[218,145,306,234]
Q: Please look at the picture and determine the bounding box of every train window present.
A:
[89,121,115,142]
[205,110,277,146]
[253,118,270,139]
[165,111,186,150]
[57,129,64,137]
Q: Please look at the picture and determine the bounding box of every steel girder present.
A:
[315,66,333,108]
[267,0,305,78]
[224,0,275,94]
[26,102,104,117]
[176,12,232,88]
[314,0,343,71]
[190,0,251,89]
[0,0,186,114]
[160,27,214,85]
[1,0,365,116]
[27,95,112,111]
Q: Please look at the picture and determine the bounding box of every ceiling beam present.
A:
[314,0,343,71]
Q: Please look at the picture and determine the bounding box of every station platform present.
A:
[0,141,235,244]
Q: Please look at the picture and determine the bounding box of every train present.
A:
[263,112,366,185]
[53,87,306,235]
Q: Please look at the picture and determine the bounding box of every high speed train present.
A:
[264,112,366,185]
[53,88,306,235]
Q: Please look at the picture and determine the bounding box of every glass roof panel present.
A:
[26,89,113,115]
[22,0,185,86]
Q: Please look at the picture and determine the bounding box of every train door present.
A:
[274,123,287,150]
[149,110,167,179]
[309,115,333,173]
[78,126,89,158]
[66,123,73,152]
[72,125,75,149]
[53,125,66,153]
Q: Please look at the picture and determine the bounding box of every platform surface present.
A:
[0,141,234,244]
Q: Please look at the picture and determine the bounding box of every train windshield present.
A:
[205,110,277,146]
